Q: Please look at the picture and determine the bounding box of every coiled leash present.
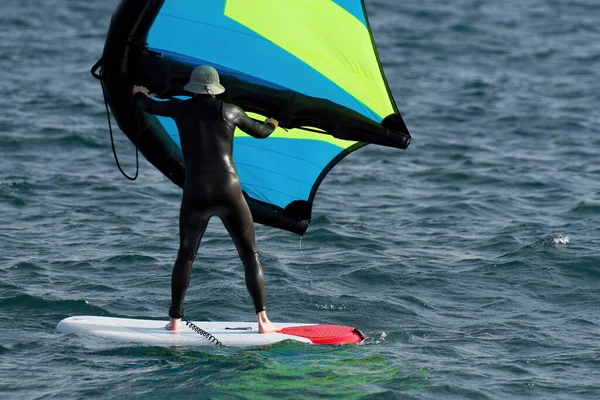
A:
[184,319,223,347]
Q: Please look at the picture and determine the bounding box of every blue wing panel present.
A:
[156,116,344,209]
[234,137,343,208]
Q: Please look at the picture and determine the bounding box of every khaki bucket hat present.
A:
[183,65,226,95]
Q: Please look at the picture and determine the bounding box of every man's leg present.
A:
[167,195,209,331]
[222,191,279,333]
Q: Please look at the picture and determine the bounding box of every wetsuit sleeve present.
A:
[224,103,275,139]
[134,92,179,117]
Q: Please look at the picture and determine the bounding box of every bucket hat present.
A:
[183,65,226,95]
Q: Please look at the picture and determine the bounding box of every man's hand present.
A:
[132,85,156,98]
[265,118,279,128]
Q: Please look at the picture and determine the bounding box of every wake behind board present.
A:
[57,316,364,347]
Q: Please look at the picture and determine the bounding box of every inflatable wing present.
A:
[96,0,411,235]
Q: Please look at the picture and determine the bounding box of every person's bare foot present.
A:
[257,311,280,334]
[166,318,182,331]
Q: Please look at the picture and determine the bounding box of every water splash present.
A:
[298,236,311,275]
[553,235,570,245]
[375,331,387,345]
[314,303,347,311]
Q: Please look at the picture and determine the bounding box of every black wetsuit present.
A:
[134,93,276,318]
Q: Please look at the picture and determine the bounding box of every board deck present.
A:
[57,316,364,347]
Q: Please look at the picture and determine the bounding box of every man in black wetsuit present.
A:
[132,65,279,333]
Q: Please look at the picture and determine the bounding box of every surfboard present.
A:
[56,316,365,347]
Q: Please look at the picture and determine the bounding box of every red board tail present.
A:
[280,324,364,345]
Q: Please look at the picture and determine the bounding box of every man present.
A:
[132,65,280,333]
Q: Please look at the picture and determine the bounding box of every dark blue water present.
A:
[1,0,599,398]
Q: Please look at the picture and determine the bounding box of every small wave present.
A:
[103,254,159,264]
[51,132,105,149]
[569,200,600,216]
[0,180,29,189]
[0,294,105,315]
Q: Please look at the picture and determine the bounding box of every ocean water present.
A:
[1,0,599,398]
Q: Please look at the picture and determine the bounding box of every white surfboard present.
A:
[57,316,364,347]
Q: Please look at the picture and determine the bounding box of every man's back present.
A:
[134,93,275,183]
[172,96,236,176]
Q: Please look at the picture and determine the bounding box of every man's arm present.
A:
[132,85,179,117]
[226,104,278,139]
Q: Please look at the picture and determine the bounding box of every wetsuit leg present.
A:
[220,186,267,314]
[169,193,209,319]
